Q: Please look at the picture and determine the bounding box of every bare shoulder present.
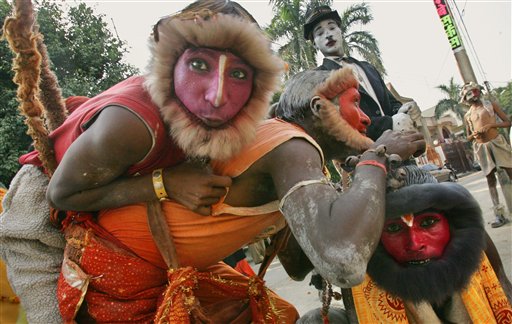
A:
[265,138,323,169]
[84,105,153,161]
[89,105,151,138]
[47,105,154,210]
[260,138,325,198]
[60,105,154,174]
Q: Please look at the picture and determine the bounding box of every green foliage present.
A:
[338,3,385,75]
[0,1,15,91]
[35,1,139,96]
[325,160,341,183]
[266,1,385,78]
[489,81,512,139]
[0,90,32,186]
[266,0,323,77]
[493,81,512,117]
[0,0,30,186]
[0,0,139,186]
[434,77,467,121]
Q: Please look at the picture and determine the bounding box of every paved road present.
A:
[460,171,511,277]
[251,171,512,316]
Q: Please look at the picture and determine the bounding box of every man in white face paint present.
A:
[303,5,421,140]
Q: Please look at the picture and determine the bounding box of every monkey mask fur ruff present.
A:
[144,7,283,161]
[367,181,485,304]
[274,68,374,152]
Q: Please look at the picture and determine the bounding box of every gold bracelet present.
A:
[152,168,169,201]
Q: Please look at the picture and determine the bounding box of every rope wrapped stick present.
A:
[35,31,67,132]
[3,0,57,175]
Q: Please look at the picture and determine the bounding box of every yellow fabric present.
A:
[0,188,21,324]
[0,261,20,324]
[352,274,408,323]
[0,188,5,209]
[461,253,512,323]
[351,253,512,323]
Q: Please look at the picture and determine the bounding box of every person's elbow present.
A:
[277,235,315,281]
[46,183,75,211]
[317,249,369,288]
[46,186,63,210]
[328,264,366,288]
[281,261,314,281]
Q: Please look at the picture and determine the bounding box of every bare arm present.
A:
[47,106,231,214]
[277,233,314,281]
[485,100,512,130]
[268,131,425,287]
[465,114,476,141]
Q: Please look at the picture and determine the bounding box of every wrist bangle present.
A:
[356,160,387,175]
[152,168,169,201]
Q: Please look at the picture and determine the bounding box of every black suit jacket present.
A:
[316,57,402,140]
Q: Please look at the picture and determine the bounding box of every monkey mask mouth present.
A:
[144,11,283,161]
[310,68,374,152]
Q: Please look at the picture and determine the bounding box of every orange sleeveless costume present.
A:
[58,119,319,323]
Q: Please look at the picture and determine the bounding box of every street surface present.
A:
[250,171,512,316]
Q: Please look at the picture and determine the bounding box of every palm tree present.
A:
[338,3,385,75]
[434,77,467,120]
[266,1,385,77]
[266,0,326,77]
[493,81,512,116]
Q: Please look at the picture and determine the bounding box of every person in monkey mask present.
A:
[1,0,283,322]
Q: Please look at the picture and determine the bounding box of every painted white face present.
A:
[313,19,344,57]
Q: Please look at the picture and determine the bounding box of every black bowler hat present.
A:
[303,5,341,40]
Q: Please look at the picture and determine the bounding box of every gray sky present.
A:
[89,0,511,111]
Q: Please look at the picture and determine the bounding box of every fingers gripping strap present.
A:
[279,178,332,211]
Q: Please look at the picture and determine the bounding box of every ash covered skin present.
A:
[275,67,390,287]
[281,172,383,287]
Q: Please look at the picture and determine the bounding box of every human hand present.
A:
[164,161,232,216]
[373,130,426,160]
[477,125,491,134]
